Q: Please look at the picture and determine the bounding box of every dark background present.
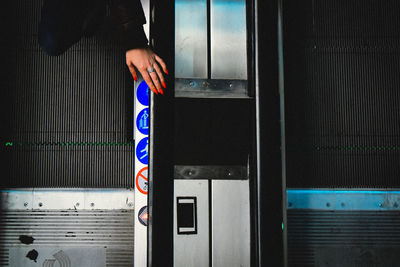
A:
[283,0,400,188]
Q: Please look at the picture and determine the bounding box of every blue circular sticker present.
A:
[137,81,149,106]
[136,137,149,165]
[136,108,149,135]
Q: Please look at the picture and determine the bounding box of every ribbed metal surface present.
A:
[283,0,400,188]
[0,248,9,266]
[0,0,134,187]
[0,210,134,266]
[287,210,400,266]
[3,148,134,187]
[107,249,134,267]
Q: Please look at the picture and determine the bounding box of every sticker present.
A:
[138,206,148,226]
[43,250,71,266]
[136,108,149,135]
[137,81,150,106]
[136,167,148,195]
[136,137,149,165]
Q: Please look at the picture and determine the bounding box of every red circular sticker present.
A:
[136,167,148,195]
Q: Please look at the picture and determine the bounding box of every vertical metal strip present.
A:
[277,0,288,265]
[134,2,151,266]
[256,0,284,265]
[134,80,150,267]
[148,1,175,266]
[254,0,262,264]
[208,179,212,267]
[207,0,211,79]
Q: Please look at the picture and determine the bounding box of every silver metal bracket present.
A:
[175,78,249,98]
[174,165,248,180]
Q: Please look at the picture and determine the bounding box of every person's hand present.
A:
[126,47,168,95]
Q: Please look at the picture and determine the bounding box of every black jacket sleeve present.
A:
[110,0,148,51]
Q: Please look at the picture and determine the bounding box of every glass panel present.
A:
[211,0,247,80]
[175,0,208,78]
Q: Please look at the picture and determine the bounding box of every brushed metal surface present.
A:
[0,188,134,210]
[174,180,209,267]
[0,210,134,266]
[211,0,247,79]
[212,180,250,267]
[174,78,248,98]
[175,0,208,78]
[0,189,135,266]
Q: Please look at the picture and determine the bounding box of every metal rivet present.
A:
[341,202,345,207]
[229,83,233,88]
[24,202,28,207]
[189,81,194,87]
[326,203,330,207]
[379,203,383,207]
[128,202,133,207]
[38,202,43,207]
[394,203,399,208]
[76,203,80,207]
[288,202,292,207]
[90,203,95,207]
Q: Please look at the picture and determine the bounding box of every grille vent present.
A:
[288,210,400,266]
[0,210,134,266]
[283,0,400,188]
[0,0,134,188]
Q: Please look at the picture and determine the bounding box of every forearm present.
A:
[110,0,168,95]
[109,0,148,50]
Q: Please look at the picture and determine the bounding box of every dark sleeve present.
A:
[110,0,149,51]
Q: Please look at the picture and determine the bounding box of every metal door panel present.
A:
[211,0,247,79]
[175,0,208,78]
[212,180,250,267]
[174,180,209,267]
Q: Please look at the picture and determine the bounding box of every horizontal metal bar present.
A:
[174,165,248,180]
[175,78,248,98]
[0,188,134,210]
[287,189,400,211]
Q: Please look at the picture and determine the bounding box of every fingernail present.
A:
[153,89,158,95]
[133,75,137,82]
[165,69,169,75]
[162,82,166,89]
[159,88,164,95]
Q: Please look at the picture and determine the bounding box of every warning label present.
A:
[138,206,148,226]
[136,167,148,195]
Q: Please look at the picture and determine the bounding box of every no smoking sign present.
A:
[136,167,148,195]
